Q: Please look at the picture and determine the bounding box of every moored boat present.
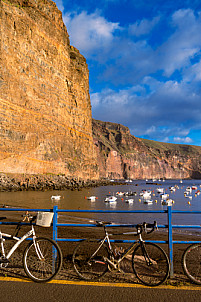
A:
[105,195,117,203]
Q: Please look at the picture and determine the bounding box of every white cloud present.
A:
[62,10,120,55]
[158,9,201,77]
[54,1,201,145]
[145,125,157,135]
[173,137,193,143]
[128,16,160,36]
[54,0,64,12]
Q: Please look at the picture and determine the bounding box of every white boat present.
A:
[161,199,174,206]
[160,193,169,200]
[116,192,124,196]
[186,186,192,192]
[125,198,134,204]
[105,195,117,203]
[156,188,164,194]
[140,190,152,198]
[51,195,61,201]
[87,196,97,201]
[144,199,153,204]
[169,186,176,192]
[187,195,192,200]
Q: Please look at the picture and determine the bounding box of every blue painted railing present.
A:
[0,205,201,278]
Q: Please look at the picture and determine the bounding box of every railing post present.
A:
[168,205,174,277]
[53,205,58,242]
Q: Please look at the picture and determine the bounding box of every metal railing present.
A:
[0,205,201,278]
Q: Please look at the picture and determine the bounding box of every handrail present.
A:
[1,205,201,278]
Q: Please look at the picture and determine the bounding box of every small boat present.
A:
[192,186,197,190]
[87,196,97,201]
[140,190,152,198]
[51,195,61,201]
[144,199,153,204]
[160,193,169,200]
[169,186,176,192]
[125,198,134,204]
[156,188,164,194]
[124,191,137,196]
[105,195,117,203]
[185,186,192,192]
[161,199,174,206]
[116,192,124,196]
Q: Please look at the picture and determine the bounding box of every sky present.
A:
[54,0,201,146]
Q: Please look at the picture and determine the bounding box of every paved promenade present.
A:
[0,277,200,302]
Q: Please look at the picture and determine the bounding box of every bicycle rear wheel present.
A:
[132,242,169,286]
[182,243,201,285]
[72,239,109,281]
[23,237,62,282]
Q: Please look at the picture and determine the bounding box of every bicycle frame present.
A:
[96,226,152,269]
[0,225,36,261]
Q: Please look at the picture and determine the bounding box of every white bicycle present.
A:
[0,212,62,282]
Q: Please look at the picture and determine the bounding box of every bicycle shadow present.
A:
[0,265,30,281]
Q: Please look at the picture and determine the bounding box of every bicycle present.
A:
[0,212,62,282]
[72,221,170,286]
[182,243,201,285]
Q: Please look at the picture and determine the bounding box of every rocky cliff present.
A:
[0,0,98,179]
[1,0,201,186]
[93,119,201,179]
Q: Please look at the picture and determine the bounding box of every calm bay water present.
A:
[0,179,200,230]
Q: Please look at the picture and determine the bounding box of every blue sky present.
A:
[54,0,201,146]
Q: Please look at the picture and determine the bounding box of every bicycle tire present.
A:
[72,239,109,281]
[23,237,62,282]
[132,242,170,286]
[182,243,201,285]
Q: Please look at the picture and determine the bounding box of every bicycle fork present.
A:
[139,240,153,266]
[0,232,7,265]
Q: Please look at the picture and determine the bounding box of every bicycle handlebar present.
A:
[137,221,158,234]
[22,212,37,224]
[95,220,158,236]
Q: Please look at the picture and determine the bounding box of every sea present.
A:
[0,179,200,233]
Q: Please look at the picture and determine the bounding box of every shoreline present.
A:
[0,173,125,192]
[0,172,200,193]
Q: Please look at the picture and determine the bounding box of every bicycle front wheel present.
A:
[182,243,201,285]
[23,237,62,282]
[132,242,169,286]
[73,239,109,281]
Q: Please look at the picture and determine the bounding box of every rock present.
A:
[0,0,98,180]
[92,119,201,179]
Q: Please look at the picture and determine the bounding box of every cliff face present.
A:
[93,119,201,179]
[1,0,201,183]
[0,0,98,179]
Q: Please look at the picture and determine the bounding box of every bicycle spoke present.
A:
[73,239,109,281]
[23,237,62,282]
[132,243,169,286]
[182,244,201,285]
